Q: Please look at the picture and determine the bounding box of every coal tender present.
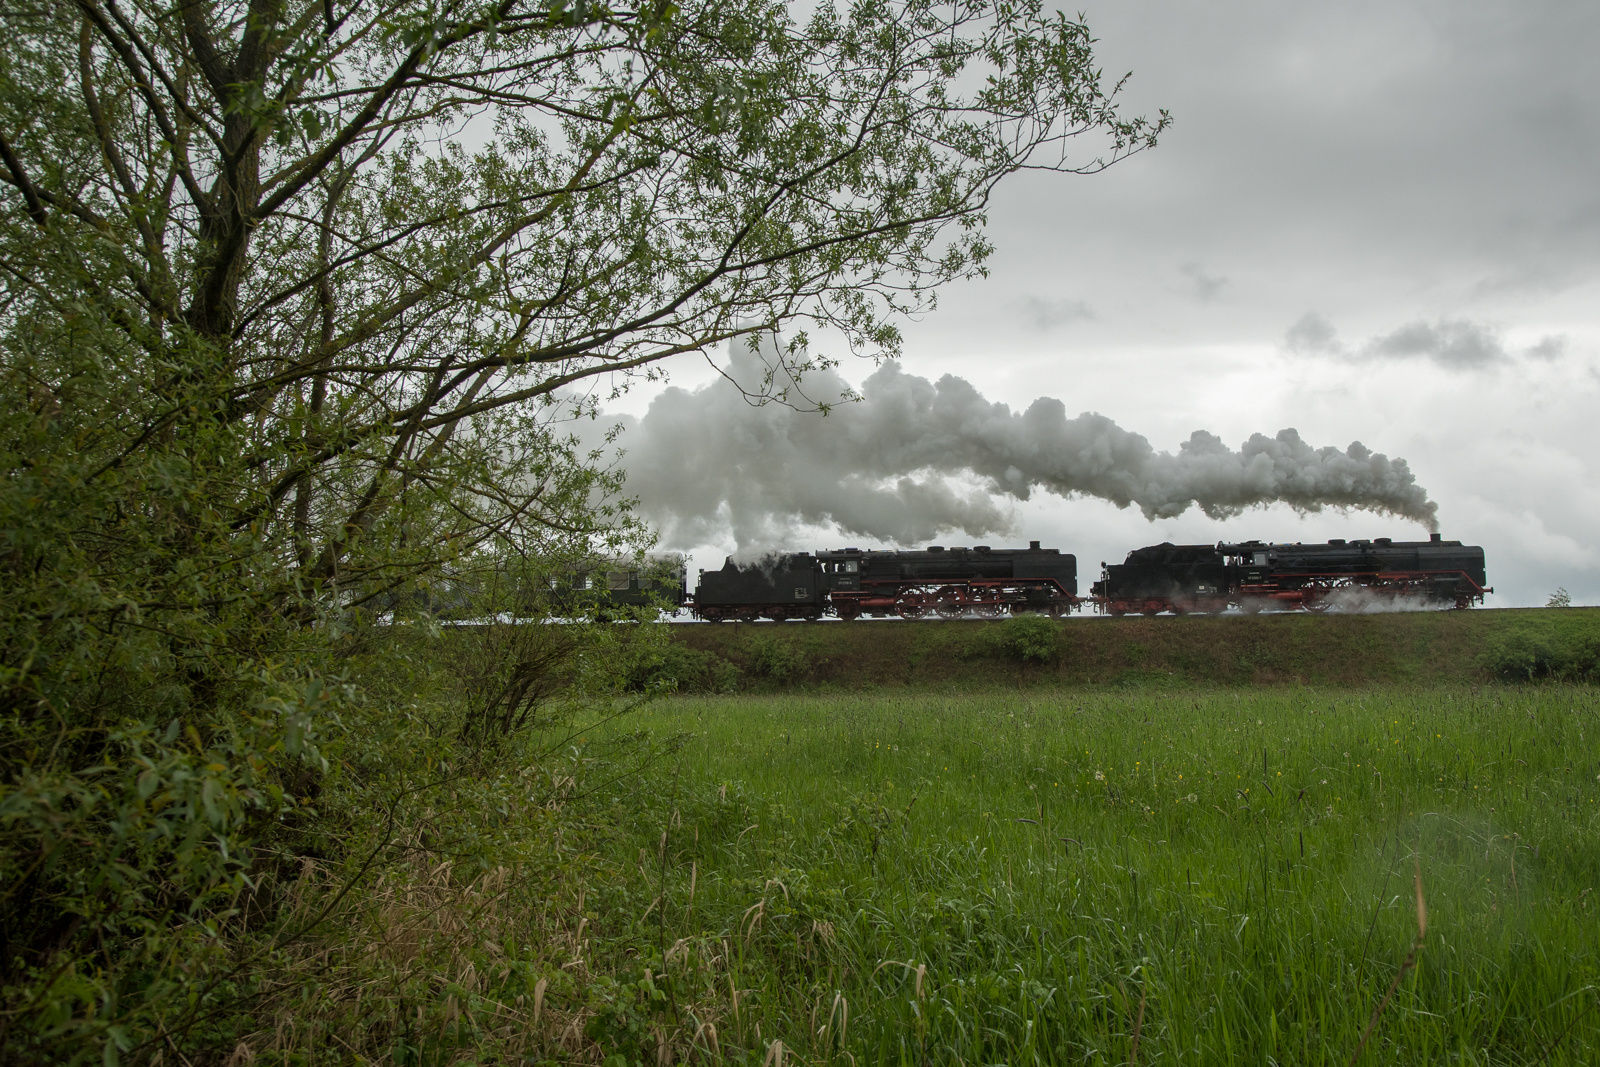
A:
[691,541,1078,621]
[692,553,826,622]
[1092,533,1490,615]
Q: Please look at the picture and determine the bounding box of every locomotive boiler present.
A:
[1092,533,1490,615]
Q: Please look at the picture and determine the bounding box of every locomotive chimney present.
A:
[1430,532,1441,542]
[1029,540,1040,550]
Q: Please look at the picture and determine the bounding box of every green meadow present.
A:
[580,686,1600,1065]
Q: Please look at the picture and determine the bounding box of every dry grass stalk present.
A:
[826,992,850,1048]
[1347,859,1428,1066]
[1128,982,1146,1067]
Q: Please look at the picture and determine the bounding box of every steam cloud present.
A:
[587,338,1438,549]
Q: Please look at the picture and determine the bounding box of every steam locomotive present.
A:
[1091,534,1490,615]
[692,541,1077,621]
[554,533,1489,620]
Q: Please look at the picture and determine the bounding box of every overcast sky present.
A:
[602,0,1600,608]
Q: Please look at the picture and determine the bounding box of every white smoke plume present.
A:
[1319,588,1452,615]
[585,338,1439,549]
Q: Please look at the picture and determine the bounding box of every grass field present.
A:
[581,686,1600,1065]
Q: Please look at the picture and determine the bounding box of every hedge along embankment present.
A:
[636,607,1600,692]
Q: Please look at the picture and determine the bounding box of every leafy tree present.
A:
[0,0,1161,1056]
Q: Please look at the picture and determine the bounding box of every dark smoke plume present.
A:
[584,338,1439,548]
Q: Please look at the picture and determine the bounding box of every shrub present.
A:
[1481,620,1600,682]
[742,634,813,682]
[996,615,1062,664]
[630,642,743,694]
[945,614,1062,664]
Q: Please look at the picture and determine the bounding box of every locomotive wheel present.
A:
[896,593,930,620]
[935,599,965,619]
[974,601,1004,619]
[1304,600,1329,613]
[1048,601,1068,618]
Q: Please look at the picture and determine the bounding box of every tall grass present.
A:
[589,687,1600,1064]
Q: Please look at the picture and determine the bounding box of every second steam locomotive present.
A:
[1090,533,1489,615]
[668,532,1489,620]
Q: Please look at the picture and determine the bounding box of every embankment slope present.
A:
[660,607,1600,690]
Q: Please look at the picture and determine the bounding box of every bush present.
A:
[945,614,1062,664]
[630,642,743,694]
[1481,619,1600,682]
[742,633,813,682]
[996,615,1063,664]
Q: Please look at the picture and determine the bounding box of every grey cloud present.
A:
[1366,319,1507,369]
[1527,335,1567,360]
[1285,311,1342,356]
[1286,313,1567,370]
[1019,295,1095,330]
[587,337,1438,551]
[1181,261,1229,301]
[1090,3,1600,289]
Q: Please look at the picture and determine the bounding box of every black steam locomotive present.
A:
[692,541,1077,621]
[1091,533,1490,615]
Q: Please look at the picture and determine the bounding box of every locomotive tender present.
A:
[1091,533,1490,616]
